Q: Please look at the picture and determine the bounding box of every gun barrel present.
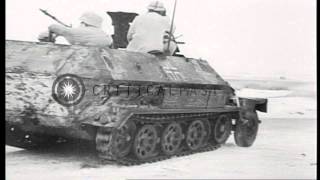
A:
[39,9,71,27]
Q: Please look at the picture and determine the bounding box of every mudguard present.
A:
[239,97,268,113]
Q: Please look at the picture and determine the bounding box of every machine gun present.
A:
[165,0,178,54]
[165,0,185,56]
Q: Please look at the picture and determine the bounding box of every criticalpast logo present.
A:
[52,74,85,107]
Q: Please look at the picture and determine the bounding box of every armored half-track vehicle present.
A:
[6,12,267,165]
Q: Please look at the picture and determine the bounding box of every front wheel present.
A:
[234,116,259,147]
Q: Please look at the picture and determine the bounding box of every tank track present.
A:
[96,112,232,166]
[112,143,221,166]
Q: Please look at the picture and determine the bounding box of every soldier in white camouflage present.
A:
[126,1,177,55]
[38,12,113,48]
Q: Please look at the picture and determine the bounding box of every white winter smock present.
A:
[126,12,177,55]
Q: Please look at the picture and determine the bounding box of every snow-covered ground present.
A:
[232,78,317,119]
[5,78,317,180]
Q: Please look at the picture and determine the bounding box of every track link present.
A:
[115,143,221,166]
[97,112,228,166]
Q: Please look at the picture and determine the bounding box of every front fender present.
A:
[239,97,268,113]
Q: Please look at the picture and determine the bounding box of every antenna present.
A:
[166,0,177,54]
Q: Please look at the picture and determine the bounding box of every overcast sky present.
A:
[6,0,316,81]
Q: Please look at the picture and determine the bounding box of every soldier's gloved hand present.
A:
[38,31,49,42]
[38,31,56,43]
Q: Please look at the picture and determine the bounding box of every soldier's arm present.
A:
[48,24,81,44]
[48,24,73,37]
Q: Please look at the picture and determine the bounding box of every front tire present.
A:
[234,116,259,147]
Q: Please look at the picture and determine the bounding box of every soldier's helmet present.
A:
[79,12,103,28]
[147,0,166,12]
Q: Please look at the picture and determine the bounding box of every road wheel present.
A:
[234,116,259,147]
[96,120,136,159]
[113,121,136,157]
[161,122,183,156]
[213,115,232,144]
[185,120,208,150]
[133,124,159,160]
